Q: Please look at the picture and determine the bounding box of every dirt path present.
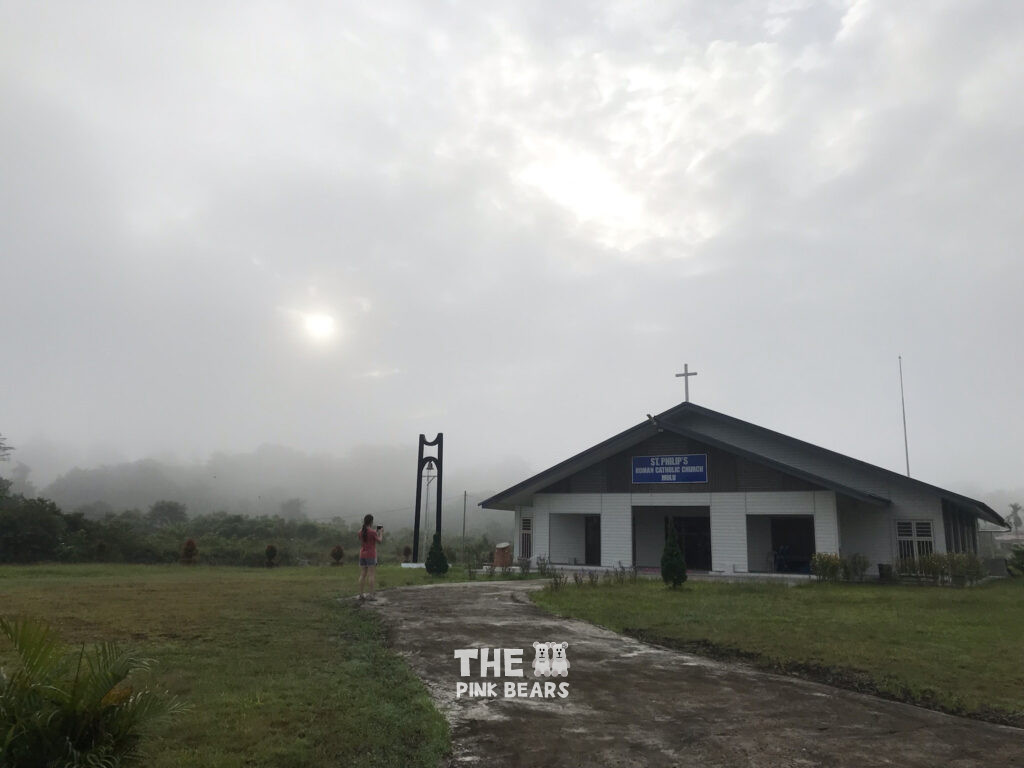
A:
[363,581,1024,768]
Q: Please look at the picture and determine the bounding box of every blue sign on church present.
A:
[631,454,708,484]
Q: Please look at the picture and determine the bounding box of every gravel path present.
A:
[364,581,1024,768]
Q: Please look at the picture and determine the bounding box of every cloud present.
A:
[1,0,1022,495]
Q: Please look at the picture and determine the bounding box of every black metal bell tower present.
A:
[412,433,443,562]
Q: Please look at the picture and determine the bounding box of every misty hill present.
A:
[33,443,529,534]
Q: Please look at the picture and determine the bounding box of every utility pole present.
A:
[899,355,910,477]
[461,490,467,571]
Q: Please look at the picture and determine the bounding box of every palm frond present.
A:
[0,617,64,685]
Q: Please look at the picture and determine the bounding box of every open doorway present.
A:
[670,516,712,571]
[746,515,815,573]
[631,506,712,571]
[584,515,601,566]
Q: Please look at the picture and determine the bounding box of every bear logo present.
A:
[549,642,570,677]
[532,641,552,677]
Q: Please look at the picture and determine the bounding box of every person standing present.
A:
[358,514,382,601]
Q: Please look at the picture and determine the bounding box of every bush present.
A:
[660,526,687,588]
[535,556,550,577]
[916,553,948,583]
[964,552,986,584]
[265,544,278,568]
[0,617,187,767]
[180,538,198,565]
[517,557,532,577]
[587,570,600,587]
[546,570,568,592]
[1009,547,1024,577]
[425,533,449,576]
[811,552,842,582]
[840,553,870,582]
[330,544,344,565]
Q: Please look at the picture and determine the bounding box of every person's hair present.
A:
[360,514,374,543]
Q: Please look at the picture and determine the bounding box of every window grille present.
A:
[520,517,533,559]
[896,519,934,570]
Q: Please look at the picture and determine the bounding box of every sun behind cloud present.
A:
[302,312,337,342]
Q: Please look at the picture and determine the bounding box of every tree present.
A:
[147,500,187,528]
[6,463,36,498]
[425,533,449,576]
[0,497,65,564]
[660,519,687,588]
[1006,503,1023,532]
[279,498,307,521]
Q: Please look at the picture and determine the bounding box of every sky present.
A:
[1,0,1022,502]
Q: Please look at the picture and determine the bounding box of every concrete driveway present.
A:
[363,581,1024,768]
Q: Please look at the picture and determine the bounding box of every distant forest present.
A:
[0,435,516,566]
[2,440,523,533]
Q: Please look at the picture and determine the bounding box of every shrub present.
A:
[811,552,842,582]
[612,562,629,585]
[180,538,198,565]
[964,552,986,584]
[660,526,687,588]
[517,557,532,577]
[425,533,449,576]
[535,556,550,577]
[265,544,277,568]
[0,617,187,767]
[547,570,568,592]
[840,553,870,582]
[946,553,987,585]
[916,553,948,583]
[1009,546,1024,577]
[896,556,918,576]
[587,570,600,587]
[330,544,344,565]
[572,570,585,587]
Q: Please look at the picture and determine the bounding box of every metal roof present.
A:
[480,401,1007,527]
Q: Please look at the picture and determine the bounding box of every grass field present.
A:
[532,577,1024,725]
[0,563,480,767]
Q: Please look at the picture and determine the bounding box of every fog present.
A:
[2,1,1022,521]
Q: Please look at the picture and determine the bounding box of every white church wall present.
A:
[837,498,891,576]
[709,491,838,573]
[531,491,839,570]
[601,496,633,567]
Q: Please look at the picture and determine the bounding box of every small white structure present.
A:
[481,402,1005,576]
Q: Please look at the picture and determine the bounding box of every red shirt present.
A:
[359,528,381,560]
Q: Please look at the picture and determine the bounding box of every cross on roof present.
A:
[675,364,697,403]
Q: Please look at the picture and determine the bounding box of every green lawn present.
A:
[532,577,1024,725]
[0,563,463,767]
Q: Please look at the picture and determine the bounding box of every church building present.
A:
[481,401,1004,576]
